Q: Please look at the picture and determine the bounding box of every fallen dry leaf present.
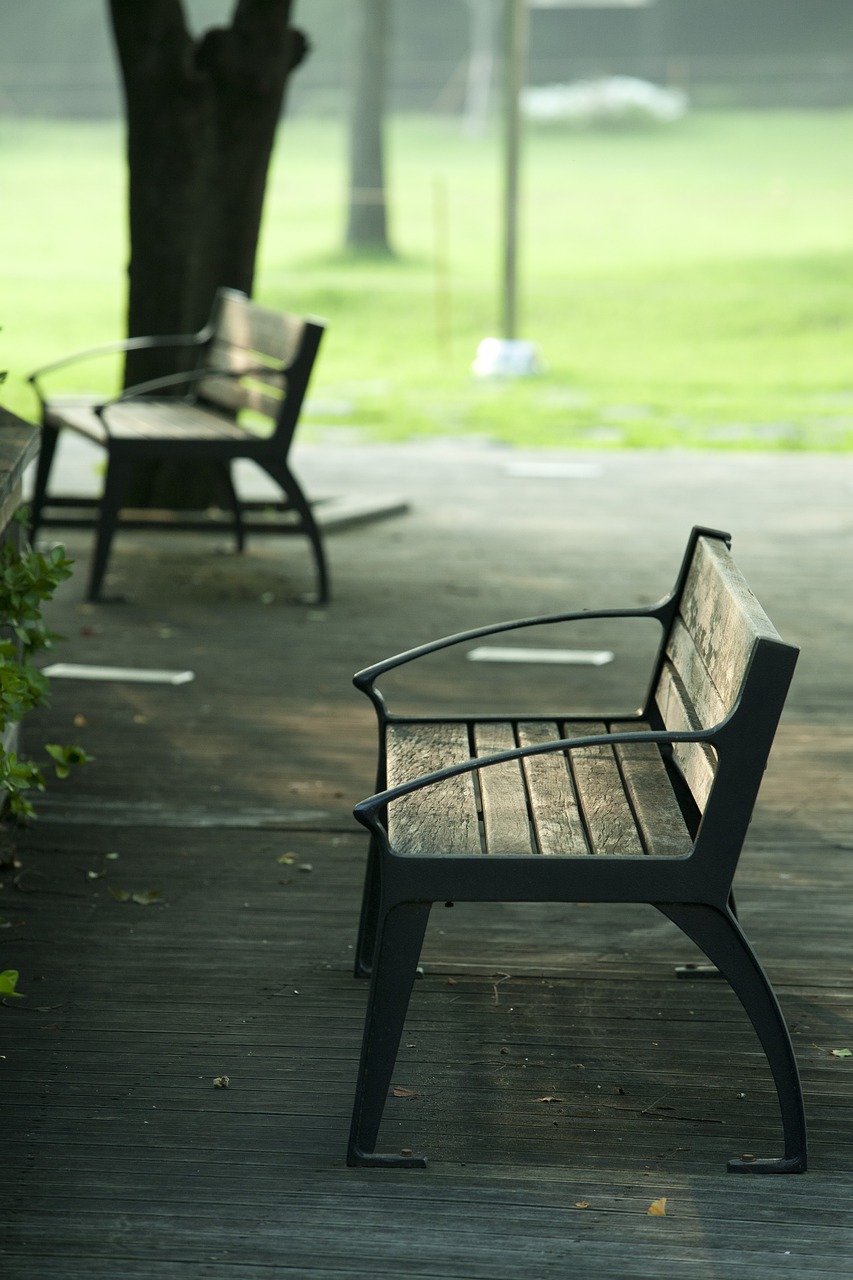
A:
[533,1096,562,1104]
[391,1086,420,1098]
[648,1197,668,1216]
[131,890,162,906]
[574,1201,590,1209]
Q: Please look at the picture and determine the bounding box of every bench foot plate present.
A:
[347,1146,427,1169]
[676,963,723,980]
[728,1154,807,1174]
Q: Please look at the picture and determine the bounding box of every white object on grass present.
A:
[472,338,544,378]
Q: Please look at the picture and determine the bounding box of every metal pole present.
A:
[502,0,529,340]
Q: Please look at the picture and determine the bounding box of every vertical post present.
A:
[502,0,529,340]
[464,0,500,138]
[434,177,452,359]
[346,0,392,253]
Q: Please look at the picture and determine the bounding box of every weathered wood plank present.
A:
[386,722,482,855]
[655,661,717,808]
[100,401,249,440]
[611,721,693,857]
[213,292,304,364]
[565,721,644,856]
[517,720,589,855]
[678,536,779,712]
[665,616,728,730]
[473,721,535,855]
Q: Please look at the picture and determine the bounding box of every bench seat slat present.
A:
[611,721,694,857]
[46,399,252,444]
[518,720,590,855]
[473,722,535,855]
[386,723,482,856]
[566,721,645,856]
[383,719,690,860]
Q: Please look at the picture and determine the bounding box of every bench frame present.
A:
[28,288,327,603]
[347,526,807,1174]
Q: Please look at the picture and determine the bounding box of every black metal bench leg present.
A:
[217,462,246,553]
[347,901,431,1168]
[262,460,329,605]
[29,424,61,539]
[354,836,381,978]
[658,902,807,1174]
[87,452,132,602]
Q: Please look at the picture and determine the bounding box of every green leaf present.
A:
[131,890,162,906]
[0,968,25,998]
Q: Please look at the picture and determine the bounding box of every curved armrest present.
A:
[353,723,716,830]
[106,363,253,402]
[28,328,212,399]
[91,361,278,409]
[354,602,671,720]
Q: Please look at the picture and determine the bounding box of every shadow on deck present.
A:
[3,441,853,1278]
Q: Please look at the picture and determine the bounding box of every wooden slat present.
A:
[214,292,304,364]
[517,720,590,855]
[655,661,717,809]
[564,720,644,856]
[100,401,249,441]
[665,616,728,730]
[385,722,482,856]
[198,296,303,421]
[473,722,535,855]
[44,399,108,443]
[46,400,253,444]
[196,371,284,423]
[678,536,780,712]
[611,721,693,858]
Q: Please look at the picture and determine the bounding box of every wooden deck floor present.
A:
[2,443,853,1278]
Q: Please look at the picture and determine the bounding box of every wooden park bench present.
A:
[28,288,327,603]
[347,526,807,1174]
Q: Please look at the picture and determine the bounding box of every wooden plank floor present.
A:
[2,443,853,1277]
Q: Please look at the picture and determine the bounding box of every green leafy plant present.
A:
[0,520,92,819]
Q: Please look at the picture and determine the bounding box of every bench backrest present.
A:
[652,532,796,812]
[195,288,324,441]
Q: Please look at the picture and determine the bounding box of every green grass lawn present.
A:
[3,109,853,449]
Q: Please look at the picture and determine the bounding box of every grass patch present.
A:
[3,110,853,448]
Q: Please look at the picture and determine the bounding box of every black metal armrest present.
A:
[27,328,212,403]
[353,601,673,721]
[105,363,260,403]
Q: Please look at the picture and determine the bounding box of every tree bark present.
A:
[345,0,392,253]
[108,0,308,505]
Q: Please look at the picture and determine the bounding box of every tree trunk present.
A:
[345,0,392,253]
[107,0,308,506]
